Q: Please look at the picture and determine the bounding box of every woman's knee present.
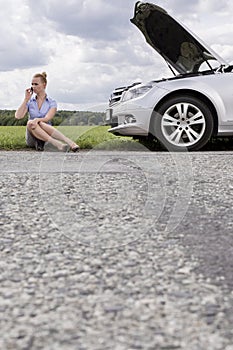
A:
[27,120,33,130]
[27,120,41,132]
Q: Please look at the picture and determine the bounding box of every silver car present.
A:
[106,2,233,151]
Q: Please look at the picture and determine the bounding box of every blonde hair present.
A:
[33,72,47,85]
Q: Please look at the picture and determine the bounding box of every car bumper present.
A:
[108,123,148,136]
[106,104,153,136]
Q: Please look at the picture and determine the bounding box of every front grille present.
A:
[109,82,141,106]
[109,86,126,106]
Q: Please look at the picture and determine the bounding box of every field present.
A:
[0,126,140,150]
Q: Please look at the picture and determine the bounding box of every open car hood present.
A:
[131,2,228,74]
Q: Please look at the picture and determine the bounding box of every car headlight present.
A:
[121,84,153,102]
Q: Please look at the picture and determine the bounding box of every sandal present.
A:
[70,144,80,152]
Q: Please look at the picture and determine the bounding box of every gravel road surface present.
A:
[0,149,233,350]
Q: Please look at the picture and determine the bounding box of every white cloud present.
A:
[30,0,135,40]
[1,0,233,111]
[0,1,54,71]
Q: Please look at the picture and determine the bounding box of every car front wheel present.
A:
[151,95,214,151]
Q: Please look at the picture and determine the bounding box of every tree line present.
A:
[0,110,106,126]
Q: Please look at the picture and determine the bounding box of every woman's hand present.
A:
[28,118,39,130]
[25,87,33,102]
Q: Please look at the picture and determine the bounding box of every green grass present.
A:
[2,125,231,152]
[0,125,138,150]
[0,126,27,149]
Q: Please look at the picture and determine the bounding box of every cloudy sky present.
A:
[1,0,233,111]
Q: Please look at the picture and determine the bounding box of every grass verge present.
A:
[0,125,139,151]
[1,125,233,151]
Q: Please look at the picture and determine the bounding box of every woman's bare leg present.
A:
[27,123,66,150]
[39,122,79,148]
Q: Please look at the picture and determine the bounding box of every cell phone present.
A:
[30,87,33,93]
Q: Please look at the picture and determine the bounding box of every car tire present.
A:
[151,95,214,151]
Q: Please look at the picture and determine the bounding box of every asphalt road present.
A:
[0,149,233,350]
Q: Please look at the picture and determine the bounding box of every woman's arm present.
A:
[15,88,32,119]
[38,107,57,124]
[29,107,57,129]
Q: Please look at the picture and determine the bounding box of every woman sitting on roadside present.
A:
[15,72,79,152]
